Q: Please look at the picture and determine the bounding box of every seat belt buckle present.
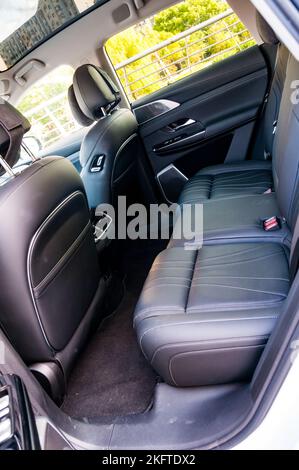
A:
[263,216,280,231]
[263,188,272,194]
[263,152,272,161]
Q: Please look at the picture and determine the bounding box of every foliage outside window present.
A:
[17,65,80,149]
[106,0,256,102]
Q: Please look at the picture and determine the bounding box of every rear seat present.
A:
[170,50,291,247]
[134,53,299,387]
[134,243,289,386]
[169,16,290,246]
[179,13,289,206]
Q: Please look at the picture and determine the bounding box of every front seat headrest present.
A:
[73,64,121,121]
[0,100,30,176]
[256,11,279,45]
[68,85,94,127]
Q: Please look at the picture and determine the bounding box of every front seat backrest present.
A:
[0,101,103,398]
[70,64,139,209]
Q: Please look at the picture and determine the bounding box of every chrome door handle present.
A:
[167,118,196,132]
[153,129,206,154]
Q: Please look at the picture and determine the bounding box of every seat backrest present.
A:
[69,65,139,209]
[272,54,299,233]
[253,12,289,159]
[262,43,289,157]
[0,102,101,380]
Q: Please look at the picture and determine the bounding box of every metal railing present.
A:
[113,9,255,101]
[21,10,255,148]
[24,92,80,148]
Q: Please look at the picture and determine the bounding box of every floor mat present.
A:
[62,239,166,419]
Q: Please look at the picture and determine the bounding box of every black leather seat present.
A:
[69,64,140,209]
[134,53,299,387]
[179,13,289,206]
[134,243,289,386]
[170,51,296,247]
[0,101,104,400]
[179,161,273,205]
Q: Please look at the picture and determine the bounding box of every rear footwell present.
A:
[61,239,165,419]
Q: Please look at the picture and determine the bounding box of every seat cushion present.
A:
[134,243,289,386]
[179,161,273,205]
[170,191,291,247]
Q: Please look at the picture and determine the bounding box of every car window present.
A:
[17,65,80,151]
[0,0,101,72]
[105,0,256,102]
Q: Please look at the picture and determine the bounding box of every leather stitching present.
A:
[27,191,87,352]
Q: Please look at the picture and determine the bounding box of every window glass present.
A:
[17,65,80,150]
[0,0,101,71]
[105,0,256,102]
[0,0,38,42]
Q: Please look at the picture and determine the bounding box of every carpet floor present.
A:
[62,239,166,419]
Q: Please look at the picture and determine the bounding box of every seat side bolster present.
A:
[133,247,197,326]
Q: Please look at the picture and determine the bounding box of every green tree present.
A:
[106,0,255,101]
[153,0,228,34]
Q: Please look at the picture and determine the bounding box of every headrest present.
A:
[68,86,94,127]
[0,101,31,176]
[256,11,279,45]
[73,64,121,121]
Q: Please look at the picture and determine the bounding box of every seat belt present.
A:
[255,44,281,161]
[252,44,281,160]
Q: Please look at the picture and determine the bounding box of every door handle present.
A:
[153,129,206,154]
[166,118,196,132]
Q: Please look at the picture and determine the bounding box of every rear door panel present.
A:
[132,46,269,202]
